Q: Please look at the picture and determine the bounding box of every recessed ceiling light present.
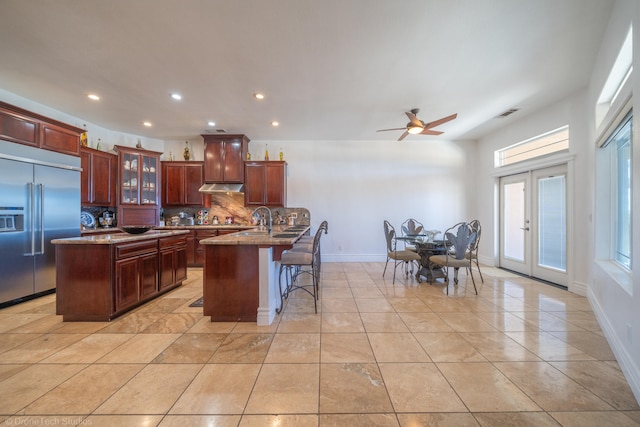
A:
[207,121,216,127]
[171,93,182,100]
[87,94,100,101]
[143,121,152,127]
[271,121,279,127]
[253,93,265,100]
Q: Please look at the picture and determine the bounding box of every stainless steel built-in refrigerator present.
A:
[0,139,80,306]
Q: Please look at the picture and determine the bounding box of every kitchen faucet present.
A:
[251,206,273,232]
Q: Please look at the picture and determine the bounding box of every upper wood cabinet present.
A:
[115,145,162,226]
[244,161,287,207]
[202,134,249,183]
[0,101,82,156]
[161,161,204,206]
[81,146,117,206]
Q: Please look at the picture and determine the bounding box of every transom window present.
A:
[494,126,569,168]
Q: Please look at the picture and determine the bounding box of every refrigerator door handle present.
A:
[27,182,35,256]
[36,183,44,255]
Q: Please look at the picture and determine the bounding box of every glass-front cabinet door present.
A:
[115,145,162,227]
[121,151,139,204]
[140,155,157,204]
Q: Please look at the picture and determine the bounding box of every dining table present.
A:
[396,235,449,282]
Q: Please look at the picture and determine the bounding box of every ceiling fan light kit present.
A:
[377,108,458,141]
[407,125,423,134]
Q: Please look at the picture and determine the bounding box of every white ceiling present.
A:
[0,0,613,142]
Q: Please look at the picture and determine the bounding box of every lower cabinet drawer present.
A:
[115,240,158,259]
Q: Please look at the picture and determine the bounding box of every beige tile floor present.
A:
[0,263,639,426]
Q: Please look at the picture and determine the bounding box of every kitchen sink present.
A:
[235,231,269,236]
[272,233,299,238]
[284,226,307,231]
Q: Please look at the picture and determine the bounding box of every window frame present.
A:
[606,110,633,270]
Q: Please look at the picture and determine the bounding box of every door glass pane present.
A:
[141,156,157,204]
[121,153,137,204]
[616,128,631,268]
[538,175,566,271]
[504,182,525,261]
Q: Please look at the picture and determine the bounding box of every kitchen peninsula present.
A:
[200,224,310,325]
[52,229,189,321]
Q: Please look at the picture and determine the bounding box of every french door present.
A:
[499,164,568,287]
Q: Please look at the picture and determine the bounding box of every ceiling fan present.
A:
[377,109,458,141]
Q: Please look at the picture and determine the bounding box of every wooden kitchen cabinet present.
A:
[244,161,287,207]
[185,230,197,266]
[161,161,204,206]
[0,100,82,156]
[55,232,188,321]
[115,145,162,226]
[194,229,218,266]
[81,146,117,206]
[114,240,159,312]
[40,122,82,156]
[159,235,188,290]
[185,228,245,267]
[202,134,249,183]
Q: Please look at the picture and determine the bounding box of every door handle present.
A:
[37,183,44,255]
[520,227,530,231]
[28,182,35,256]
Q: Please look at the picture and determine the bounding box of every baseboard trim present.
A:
[569,280,588,296]
[323,254,386,263]
[588,287,640,405]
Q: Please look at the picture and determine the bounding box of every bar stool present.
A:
[277,226,323,313]
[291,220,328,251]
[289,221,328,285]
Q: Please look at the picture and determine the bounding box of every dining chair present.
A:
[466,219,484,283]
[383,220,421,284]
[277,222,325,313]
[401,218,424,252]
[428,221,478,295]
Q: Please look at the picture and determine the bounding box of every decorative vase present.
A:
[183,141,191,161]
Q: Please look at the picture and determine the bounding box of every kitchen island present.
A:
[200,225,310,325]
[52,229,189,321]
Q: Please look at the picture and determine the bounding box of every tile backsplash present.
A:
[162,193,309,226]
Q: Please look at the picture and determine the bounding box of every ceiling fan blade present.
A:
[419,129,443,136]
[376,127,406,132]
[397,131,410,141]
[423,113,458,129]
[405,111,423,128]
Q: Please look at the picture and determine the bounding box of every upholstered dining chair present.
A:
[466,219,484,283]
[383,220,421,284]
[428,221,478,295]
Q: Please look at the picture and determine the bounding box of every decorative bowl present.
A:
[121,226,154,234]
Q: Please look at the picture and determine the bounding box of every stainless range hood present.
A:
[198,183,244,193]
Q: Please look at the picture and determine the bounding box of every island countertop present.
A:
[199,225,310,246]
[52,229,190,244]
[154,224,256,231]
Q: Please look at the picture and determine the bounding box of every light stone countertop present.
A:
[52,229,190,245]
[155,224,255,231]
[200,225,311,246]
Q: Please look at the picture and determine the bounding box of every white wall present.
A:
[475,0,640,403]
[587,0,640,404]
[255,139,477,262]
